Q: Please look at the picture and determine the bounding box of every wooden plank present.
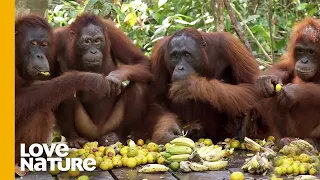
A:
[110,167,177,180]
[173,170,231,180]
[57,170,114,180]
[15,172,52,180]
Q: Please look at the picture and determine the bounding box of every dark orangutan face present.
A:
[168,35,204,81]
[76,24,105,69]
[294,34,319,81]
[21,27,51,79]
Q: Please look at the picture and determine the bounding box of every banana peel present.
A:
[138,164,169,173]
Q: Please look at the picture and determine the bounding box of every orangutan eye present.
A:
[296,48,303,54]
[41,41,48,48]
[309,50,315,55]
[30,41,37,46]
[85,39,91,44]
[94,39,101,44]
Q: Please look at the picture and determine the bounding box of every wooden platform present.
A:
[16,152,320,180]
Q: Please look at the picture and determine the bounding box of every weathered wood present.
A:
[110,167,177,180]
[15,172,52,180]
[58,170,114,180]
[173,170,231,180]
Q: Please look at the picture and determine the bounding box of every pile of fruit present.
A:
[160,137,232,172]
[272,139,320,177]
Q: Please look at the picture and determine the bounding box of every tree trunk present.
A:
[15,0,48,17]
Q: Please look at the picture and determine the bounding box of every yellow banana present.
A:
[197,146,208,155]
[170,137,195,148]
[40,71,51,76]
[244,137,261,152]
[166,145,193,155]
[204,149,226,162]
[138,164,169,173]
[168,154,190,162]
[180,161,191,172]
[189,162,208,171]
[203,160,228,170]
[200,145,216,158]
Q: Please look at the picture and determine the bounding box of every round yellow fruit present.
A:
[49,165,60,175]
[146,153,156,163]
[105,148,116,157]
[204,138,213,146]
[127,146,138,157]
[121,156,128,167]
[266,136,275,142]
[299,165,307,175]
[198,138,205,143]
[157,156,165,164]
[147,142,159,152]
[95,151,103,157]
[169,162,180,171]
[141,155,148,165]
[274,167,282,176]
[98,146,106,153]
[275,84,282,92]
[230,172,244,180]
[113,158,123,168]
[95,156,103,166]
[137,139,144,146]
[77,175,89,180]
[230,140,240,149]
[87,154,95,159]
[68,168,80,177]
[134,156,142,166]
[127,158,137,168]
[77,149,86,154]
[309,167,317,175]
[299,153,310,163]
[99,161,110,171]
[240,143,246,150]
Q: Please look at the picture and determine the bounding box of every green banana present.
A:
[203,160,228,170]
[167,145,193,155]
[189,162,208,171]
[168,154,190,162]
[170,137,195,148]
[160,152,172,159]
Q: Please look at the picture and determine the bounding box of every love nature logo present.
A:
[20,143,96,172]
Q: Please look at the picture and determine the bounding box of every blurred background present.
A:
[16,0,320,69]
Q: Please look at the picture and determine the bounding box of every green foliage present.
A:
[48,0,320,62]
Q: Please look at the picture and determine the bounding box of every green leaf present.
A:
[84,0,98,11]
[102,3,112,16]
[296,3,308,11]
[113,5,125,20]
[158,0,168,7]
[174,19,190,25]
[93,9,100,15]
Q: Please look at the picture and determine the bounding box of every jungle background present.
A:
[16,0,320,69]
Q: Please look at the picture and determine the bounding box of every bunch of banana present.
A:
[189,162,209,171]
[170,137,195,148]
[162,138,195,163]
[242,152,272,174]
[202,160,228,170]
[138,164,169,173]
[180,161,192,172]
[280,139,318,156]
[244,137,276,157]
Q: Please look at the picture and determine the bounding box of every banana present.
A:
[180,161,191,172]
[200,145,216,158]
[197,146,208,155]
[204,149,226,162]
[189,162,208,171]
[203,160,228,170]
[167,145,193,155]
[244,137,261,152]
[168,154,190,162]
[293,175,319,180]
[138,164,169,173]
[160,152,172,159]
[170,137,195,148]
[290,139,318,154]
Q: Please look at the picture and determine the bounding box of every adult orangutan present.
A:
[54,13,153,148]
[247,17,320,149]
[15,14,111,164]
[141,28,260,144]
